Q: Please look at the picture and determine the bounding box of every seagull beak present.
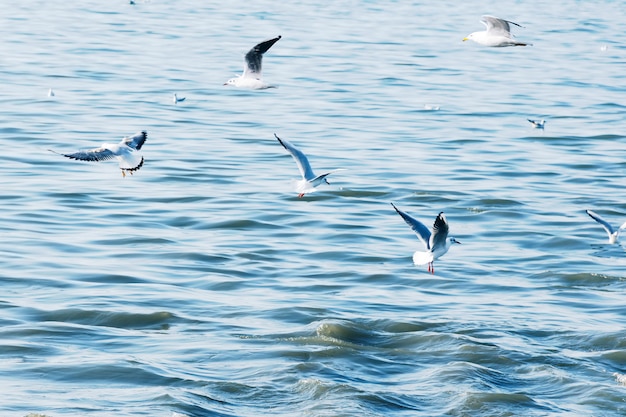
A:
[462,37,469,42]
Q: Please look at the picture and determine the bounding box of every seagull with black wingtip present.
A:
[391,203,460,274]
[224,36,281,89]
[50,131,147,177]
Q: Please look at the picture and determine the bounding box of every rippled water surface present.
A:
[1,1,626,416]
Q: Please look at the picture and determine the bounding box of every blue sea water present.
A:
[1,1,625,416]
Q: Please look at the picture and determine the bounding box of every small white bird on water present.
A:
[586,209,626,244]
[391,203,460,274]
[528,119,546,129]
[275,133,343,198]
[48,88,55,97]
[463,15,530,47]
[224,36,281,89]
[51,131,147,177]
[173,93,185,104]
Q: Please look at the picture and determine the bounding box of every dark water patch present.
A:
[30,308,175,330]
[447,391,550,417]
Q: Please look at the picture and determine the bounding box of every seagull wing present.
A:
[122,131,147,150]
[391,203,432,250]
[429,212,450,252]
[586,209,615,236]
[617,221,626,239]
[62,147,116,162]
[275,133,316,181]
[481,15,521,36]
[243,35,281,79]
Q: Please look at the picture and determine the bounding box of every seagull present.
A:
[51,131,147,177]
[275,133,343,198]
[463,15,530,47]
[173,93,186,104]
[48,88,55,97]
[391,203,460,273]
[528,119,546,129]
[586,209,626,244]
[224,36,281,89]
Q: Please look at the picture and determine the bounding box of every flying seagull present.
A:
[586,209,626,244]
[173,93,185,104]
[275,133,343,198]
[51,131,147,177]
[391,203,460,273]
[527,119,546,129]
[224,36,281,89]
[463,15,530,47]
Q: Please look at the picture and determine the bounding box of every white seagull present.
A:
[391,203,460,274]
[173,93,185,104]
[586,209,626,244]
[275,133,343,198]
[528,119,546,129]
[51,131,147,177]
[224,36,281,89]
[463,15,530,47]
[48,88,55,97]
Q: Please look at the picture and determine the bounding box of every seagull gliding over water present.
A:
[586,209,626,244]
[275,133,343,198]
[51,131,147,177]
[391,203,460,273]
[224,36,281,89]
[463,15,530,47]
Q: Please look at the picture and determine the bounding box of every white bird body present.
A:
[586,209,626,244]
[224,36,281,89]
[52,131,147,177]
[275,133,343,198]
[391,203,460,273]
[463,15,530,47]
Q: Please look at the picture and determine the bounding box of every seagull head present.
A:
[224,74,242,86]
[449,237,461,245]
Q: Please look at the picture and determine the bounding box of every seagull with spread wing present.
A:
[391,203,460,273]
[586,209,626,244]
[51,131,147,177]
[224,36,281,89]
[463,15,530,47]
[275,133,343,198]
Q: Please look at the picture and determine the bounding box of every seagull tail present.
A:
[412,251,434,266]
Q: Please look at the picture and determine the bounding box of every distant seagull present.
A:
[391,203,460,273]
[173,93,185,104]
[274,133,343,198]
[614,373,626,386]
[424,104,440,111]
[51,131,147,177]
[48,88,55,97]
[527,119,546,129]
[224,36,281,89]
[463,15,531,47]
[586,209,626,244]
